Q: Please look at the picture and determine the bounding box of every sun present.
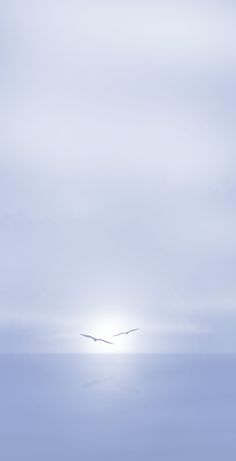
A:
[80,311,138,353]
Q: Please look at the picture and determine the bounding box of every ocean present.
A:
[0,354,235,460]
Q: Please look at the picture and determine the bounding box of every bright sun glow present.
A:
[80,311,139,353]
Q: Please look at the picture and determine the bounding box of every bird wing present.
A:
[80,334,95,340]
[97,338,113,344]
[113,328,139,337]
[127,328,139,334]
[113,331,126,337]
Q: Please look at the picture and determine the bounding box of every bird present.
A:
[80,334,113,344]
[113,328,139,337]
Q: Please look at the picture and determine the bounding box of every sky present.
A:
[0,0,236,353]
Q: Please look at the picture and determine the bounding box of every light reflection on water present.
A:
[0,354,235,460]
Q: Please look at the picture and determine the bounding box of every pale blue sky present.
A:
[0,0,236,352]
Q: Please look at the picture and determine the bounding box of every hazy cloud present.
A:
[1,0,236,352]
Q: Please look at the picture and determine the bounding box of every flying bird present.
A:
[80,334,113,344]
[113,328,139,337]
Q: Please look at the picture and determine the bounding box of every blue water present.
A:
[0,354,235,460]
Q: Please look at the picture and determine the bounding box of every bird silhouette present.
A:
[80,334,113,344]
[113,328,139,337]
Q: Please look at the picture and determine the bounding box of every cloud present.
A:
[0,0,236,352]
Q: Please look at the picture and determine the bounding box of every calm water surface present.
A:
[0,354,235,460]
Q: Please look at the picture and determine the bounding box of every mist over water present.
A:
[0,354,235,460]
